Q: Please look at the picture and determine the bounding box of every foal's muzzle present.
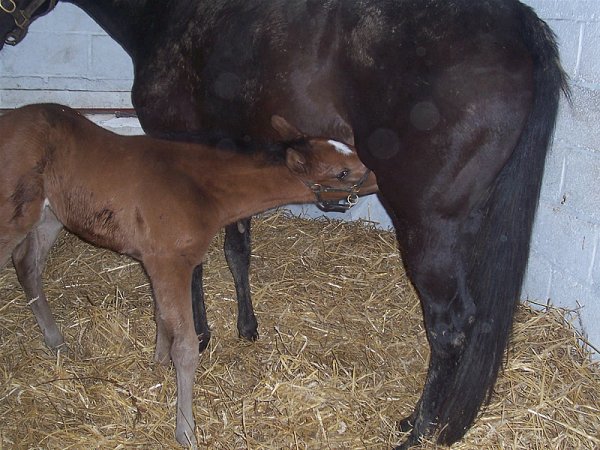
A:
[307,169,372,213]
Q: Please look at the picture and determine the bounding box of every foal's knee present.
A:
[171,337,199,370]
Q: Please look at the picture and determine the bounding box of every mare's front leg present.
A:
[146,259,200,449]
[224,218,258,341]
[12,208,64,350]
[191,264,211,352]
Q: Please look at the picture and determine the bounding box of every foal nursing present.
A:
[0,104,375,447]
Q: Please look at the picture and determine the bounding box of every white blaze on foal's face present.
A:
[328,139,354,156]
[316,139,367,186]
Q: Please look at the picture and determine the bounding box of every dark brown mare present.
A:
[1,1,569,448]
[0,103,375,447]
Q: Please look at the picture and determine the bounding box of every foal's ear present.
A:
[286,148,308,174]
[271,115,304,140]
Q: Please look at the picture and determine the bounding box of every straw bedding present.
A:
[0,211,598,449]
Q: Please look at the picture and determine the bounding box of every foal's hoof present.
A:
[45,332,66,352]
[51,342,70,357]
[176,428,197,449]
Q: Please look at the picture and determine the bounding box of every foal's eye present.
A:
[336,169,350,181]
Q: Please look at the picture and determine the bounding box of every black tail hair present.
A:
[437,5,569,444]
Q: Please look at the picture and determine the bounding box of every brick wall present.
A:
[521,0,600,354]
[0,3,133,107]
[0,1,598,356]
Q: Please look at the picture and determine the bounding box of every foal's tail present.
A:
[437,7,569,444]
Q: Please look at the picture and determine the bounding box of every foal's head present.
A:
[272,115,371,187]
[272,115,377,208]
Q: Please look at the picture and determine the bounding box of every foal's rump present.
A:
[0,105,131,257]
[0,106,51,264]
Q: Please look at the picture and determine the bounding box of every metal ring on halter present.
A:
[0,0,17,14]
[346,193,359,207]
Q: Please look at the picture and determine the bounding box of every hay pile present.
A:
[0,212,598,449]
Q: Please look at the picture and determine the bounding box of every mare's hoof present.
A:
[398,415,415,433]
[394,434,419,450]
[238,317,259,342]
[198,333,211,353]
[239,327,259,342]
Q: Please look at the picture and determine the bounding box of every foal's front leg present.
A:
[146,259,200,449]
[155,265,210,364]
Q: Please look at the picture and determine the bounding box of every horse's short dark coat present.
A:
[1,1,568,448]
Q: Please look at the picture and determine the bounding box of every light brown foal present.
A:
[0,103,376,447]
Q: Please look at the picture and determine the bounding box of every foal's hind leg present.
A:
[224,219,258,341]
[12,208,64,350]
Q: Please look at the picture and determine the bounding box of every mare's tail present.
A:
[437,6,569,444]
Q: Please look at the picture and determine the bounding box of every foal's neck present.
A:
[203,153,312,226]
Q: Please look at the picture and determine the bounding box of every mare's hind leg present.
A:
[224,219,258,341]
[146,258,199,449]
[12,208,64,350]
[392,218,477,449]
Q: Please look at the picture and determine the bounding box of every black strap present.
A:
[3,0,57,45]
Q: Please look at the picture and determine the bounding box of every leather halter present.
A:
[306,169,372,213]
[2,0,56,45]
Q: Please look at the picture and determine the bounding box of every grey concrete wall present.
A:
[0,1,598,356]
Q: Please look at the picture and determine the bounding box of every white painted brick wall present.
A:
[522,0,600,356]
[0,3,133,107]
[0,1,598,356]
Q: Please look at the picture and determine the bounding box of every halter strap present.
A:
[306,169,372,213]
[3,0,57,45]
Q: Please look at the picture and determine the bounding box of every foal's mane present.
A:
[155,130,311,164]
